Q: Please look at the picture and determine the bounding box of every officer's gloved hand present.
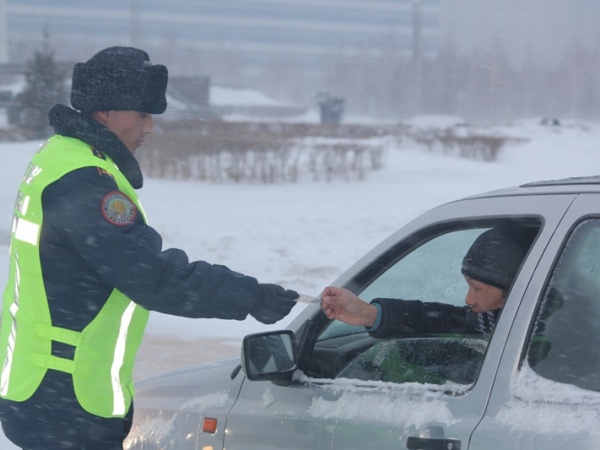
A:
[251,283,299,324]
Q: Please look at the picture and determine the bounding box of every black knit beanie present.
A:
[70,46,168,114]
[461,226,537,291]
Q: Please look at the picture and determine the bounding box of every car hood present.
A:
[138,356,242,385]
[134,356,243,409]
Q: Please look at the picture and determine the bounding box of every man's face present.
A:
[463,276,506,313]
[95,110,153,155]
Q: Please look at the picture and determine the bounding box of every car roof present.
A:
[464,175,600,200]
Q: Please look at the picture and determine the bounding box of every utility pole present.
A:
[411,0,423,115]
[130,0,141,48]
[0,0,8,63]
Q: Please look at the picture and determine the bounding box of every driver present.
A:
[321,225,537,338]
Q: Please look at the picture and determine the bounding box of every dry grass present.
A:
[139,120,397,183]
[0,119,521,181]
[413,130,522,162]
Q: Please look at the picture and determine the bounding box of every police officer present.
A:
[0,46,298,450]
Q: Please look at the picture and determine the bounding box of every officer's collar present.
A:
[48,104,144,189]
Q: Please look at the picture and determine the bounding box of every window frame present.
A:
[302,216,542,389]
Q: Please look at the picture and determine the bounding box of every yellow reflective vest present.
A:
[0,135,149,418]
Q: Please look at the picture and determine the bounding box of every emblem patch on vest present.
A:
[101,191,137,226]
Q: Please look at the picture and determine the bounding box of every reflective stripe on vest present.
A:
[0,135,150,418]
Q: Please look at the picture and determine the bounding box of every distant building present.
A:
[2,0,442,82]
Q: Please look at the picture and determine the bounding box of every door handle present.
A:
[406,436,461,450]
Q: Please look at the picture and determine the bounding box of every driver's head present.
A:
[461,226,537,312]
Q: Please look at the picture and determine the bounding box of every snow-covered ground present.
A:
[0,114,599,448]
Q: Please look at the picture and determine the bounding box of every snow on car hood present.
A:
[124,415,175,449]
[180,389,232,412]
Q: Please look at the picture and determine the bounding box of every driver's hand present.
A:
[320,286,378,327]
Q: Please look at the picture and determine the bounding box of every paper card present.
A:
[295,294,322,304]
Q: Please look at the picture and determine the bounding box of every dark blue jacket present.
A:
[41,164,260,334]
[368,298,499,339]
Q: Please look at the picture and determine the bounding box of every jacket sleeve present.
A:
[42,168,259,320]
[367,297,475,339]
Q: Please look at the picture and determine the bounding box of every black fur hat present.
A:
[70,46,168,114]
[462,226,537,291]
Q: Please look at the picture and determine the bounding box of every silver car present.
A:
[125,176,600,450]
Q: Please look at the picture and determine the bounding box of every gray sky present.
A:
[440,0,600,66]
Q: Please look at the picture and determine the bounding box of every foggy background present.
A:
[2,0,600,124]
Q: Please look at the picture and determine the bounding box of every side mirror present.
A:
[242,330,298,381]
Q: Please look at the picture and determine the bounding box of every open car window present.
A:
[317,228,481,342]
[308,218,541,388]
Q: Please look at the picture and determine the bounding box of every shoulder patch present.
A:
[101,191,137,226]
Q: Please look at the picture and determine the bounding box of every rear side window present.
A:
[527,219,600,392]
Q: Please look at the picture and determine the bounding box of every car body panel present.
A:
[223,193,574,449]
[225,367,483,449]
[125,179,600,450]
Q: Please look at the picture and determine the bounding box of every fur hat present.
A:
[70,46,168,114]
[462,226,537,291]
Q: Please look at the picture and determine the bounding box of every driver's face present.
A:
[463,276,506,313]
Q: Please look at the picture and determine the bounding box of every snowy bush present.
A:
[137,120,517,183]
[139,121,395,183]
[410,128,523,162]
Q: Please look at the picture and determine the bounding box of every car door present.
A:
[470,193,600,449]
[223,194,573,450]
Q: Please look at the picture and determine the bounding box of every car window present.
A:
[527,219,600,392]
[309,219,540,388]
[359,228,480,303]
[318,228,481,342]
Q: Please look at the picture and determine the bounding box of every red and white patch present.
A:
[101,191,137,226]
